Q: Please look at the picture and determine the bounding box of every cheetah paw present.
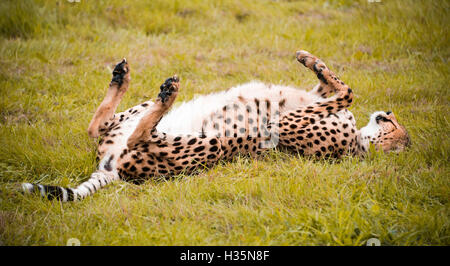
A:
[296,50,326,72]
[111,58,130,87]
[158,75,180,103]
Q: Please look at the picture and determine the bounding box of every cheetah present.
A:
[21,50,410,201]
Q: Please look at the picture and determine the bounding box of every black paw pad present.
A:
[111,58,128,86]
[158,76,179,103]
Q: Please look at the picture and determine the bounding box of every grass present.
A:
[0,0,448,246]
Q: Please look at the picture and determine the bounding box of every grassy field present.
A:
[0,0,448,246]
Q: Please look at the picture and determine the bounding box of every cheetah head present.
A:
[360,111,410,153]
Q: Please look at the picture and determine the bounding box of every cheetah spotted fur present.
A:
[22,51,410,201]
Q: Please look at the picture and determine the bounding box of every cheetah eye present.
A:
[376,115,389,123]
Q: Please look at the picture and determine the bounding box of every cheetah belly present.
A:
[156,81,319,136]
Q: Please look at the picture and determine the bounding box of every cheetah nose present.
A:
[386,111,392,115]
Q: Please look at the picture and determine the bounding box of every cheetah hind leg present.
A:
[88,58,131,138]
[127,75,180,149]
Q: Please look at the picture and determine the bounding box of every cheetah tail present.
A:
[21,170,119,202]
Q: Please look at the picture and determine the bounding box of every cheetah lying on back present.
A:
[22,51,410,201]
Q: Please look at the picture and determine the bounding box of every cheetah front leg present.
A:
[282,50,354,127]
[126,76,179,149]
[88,59,130,138]
[278,51,354,156]
[299,51,342,99]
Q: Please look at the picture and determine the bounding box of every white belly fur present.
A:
[157,81,320,135]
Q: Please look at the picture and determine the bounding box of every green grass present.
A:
[0,0,448,246]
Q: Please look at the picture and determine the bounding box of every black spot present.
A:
[194,146,205,152]
[317,71,328,85]
[209,146,218,152]
[188,138,197,145]
[104,155,114,171]
[254,98,260,107]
